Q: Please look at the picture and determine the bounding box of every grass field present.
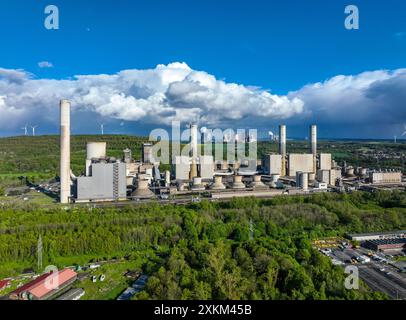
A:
[0,190,56,206]
[74,260,143,300]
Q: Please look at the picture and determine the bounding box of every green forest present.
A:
[1,190,406,299]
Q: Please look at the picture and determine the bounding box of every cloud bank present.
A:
[291,69,406,127]
[0,62,405,137]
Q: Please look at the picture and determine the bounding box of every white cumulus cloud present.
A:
[0,62,405,137]
[38,61,54,68]
[0,62,304,130]
[289,69,406,127]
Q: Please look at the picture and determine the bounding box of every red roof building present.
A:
[9,268,77,300]
[0,279,11,291]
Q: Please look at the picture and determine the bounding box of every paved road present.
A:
[331,248,406,299]
[359,265,406,299]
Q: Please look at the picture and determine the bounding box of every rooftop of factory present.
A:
[366,238,406,246]
[9,268,77,300]
[347,230,406,240]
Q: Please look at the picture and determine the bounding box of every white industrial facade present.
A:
[173,156,191,180]
[319,153,332,171]
[199,155,214,179]
[288,154,313,177]
[370,171,402,184]
[263,154,282,175]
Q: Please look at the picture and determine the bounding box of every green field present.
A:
[74,260,143,300]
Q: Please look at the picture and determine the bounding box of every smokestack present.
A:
[310,125,317,173]
[190,158,198,180]
[189,123,198,180]
[60,100,71,204]
[279,125,286,176]
[190,123,198,159]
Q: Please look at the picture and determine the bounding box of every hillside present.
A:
[0,135,405,180]
[0,135,148,178]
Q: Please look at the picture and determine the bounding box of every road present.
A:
[330,247,406,299]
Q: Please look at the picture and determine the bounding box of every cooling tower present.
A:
[250,175,267,189]
[191,176,205,191]
[132,179,154,198]
[231,175,246,189]
[279,125,286,176]
[60,100,71,204]
[210,176,226,190]
[221,161,229,170]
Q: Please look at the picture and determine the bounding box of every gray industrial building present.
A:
[76,162,127,202]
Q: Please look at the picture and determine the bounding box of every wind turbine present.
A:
[31,125,38,137]
[21,124,28,136]
[394,135,397,144]
[100,123,104,136]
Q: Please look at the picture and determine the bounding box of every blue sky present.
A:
[0,0,406,138]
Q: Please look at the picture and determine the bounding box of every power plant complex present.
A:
[58,100,403,204]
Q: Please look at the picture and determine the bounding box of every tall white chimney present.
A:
[279,125,286,176]
[190,123,198,159]
[310,125,317,173]
[60,100,71,204]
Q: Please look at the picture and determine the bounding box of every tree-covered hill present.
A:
[0,135,148,177]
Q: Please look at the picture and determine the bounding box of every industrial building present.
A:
[142,143,154,164]
[262,124,340,192]
[288,154,314,177]
[76,162,127,202]
[58,100,160,203]
[363,238,406,252]
[56,288,85,300]
[263,154,282,175]
[347,230,406,242]
[57,100,403,203]
[9,268,77,300]
[0,279,10,292]
[369,171,402,184]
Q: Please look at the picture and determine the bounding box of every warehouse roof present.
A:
[11,272,51,296]
[0,279,10,290]
[348,230,406,238]
[366,238,406,246]
[29,268,77,299]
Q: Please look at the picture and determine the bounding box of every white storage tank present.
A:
[300,172,309,191]
[86,142,107,160]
